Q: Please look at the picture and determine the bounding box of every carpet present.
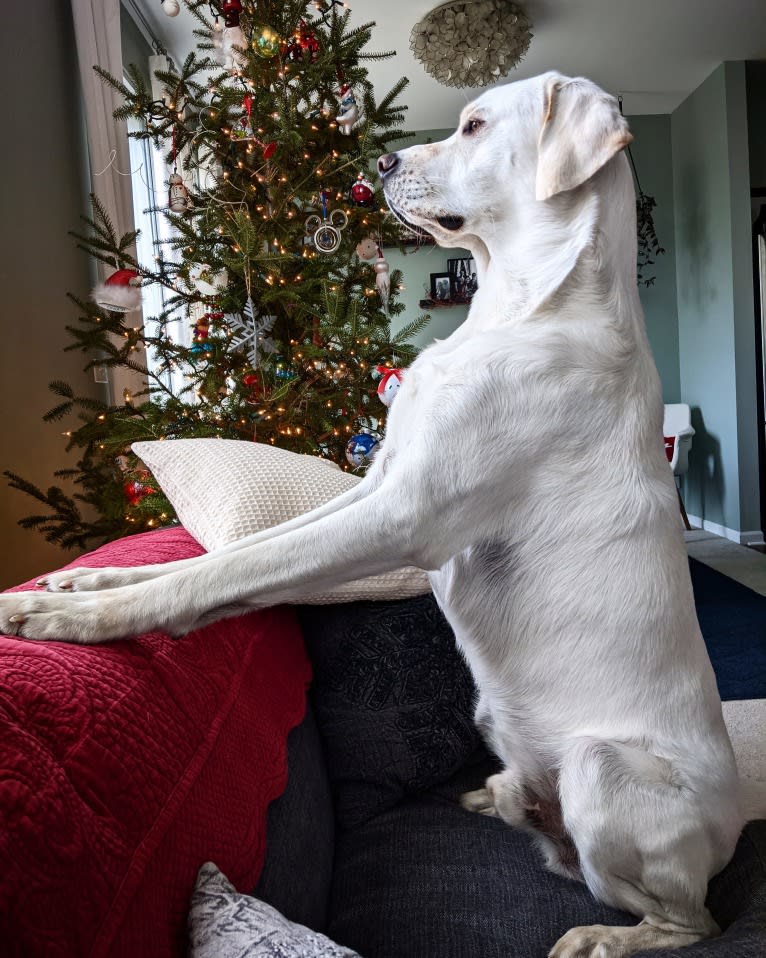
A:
[690,557,766,702]
[722,698,765,783]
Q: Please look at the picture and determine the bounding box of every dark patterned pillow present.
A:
[298,594,485,830]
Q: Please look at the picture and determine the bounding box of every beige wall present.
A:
[0,0,103,588]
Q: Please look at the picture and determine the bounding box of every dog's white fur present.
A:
[2,72,763,957]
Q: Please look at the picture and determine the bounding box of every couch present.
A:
[1,527,764,958]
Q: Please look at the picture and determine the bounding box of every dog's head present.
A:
[379,72,633,259]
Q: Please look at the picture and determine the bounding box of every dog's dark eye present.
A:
[462,118,485,136]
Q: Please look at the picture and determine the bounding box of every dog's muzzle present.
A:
[377,153,466,235]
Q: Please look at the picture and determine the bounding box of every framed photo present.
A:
[430,272,453,302]
[448,257,479,302]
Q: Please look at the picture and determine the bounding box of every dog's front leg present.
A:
[38,482,370,594]
[0,485,420,643]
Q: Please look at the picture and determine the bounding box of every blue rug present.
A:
[690,558,766,701]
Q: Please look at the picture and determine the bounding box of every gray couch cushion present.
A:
[298,595,485,830]
[254,702,335,932]
[328,761,766,958]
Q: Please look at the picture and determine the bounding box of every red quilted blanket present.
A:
[0,527,311,958]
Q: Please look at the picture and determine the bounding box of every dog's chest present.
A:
[384,349,486,456]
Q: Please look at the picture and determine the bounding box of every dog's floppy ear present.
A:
[536,75,633,202]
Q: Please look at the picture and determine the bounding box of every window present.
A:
[127,107,189,395]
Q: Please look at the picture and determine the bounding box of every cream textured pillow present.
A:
[131,438,430,604]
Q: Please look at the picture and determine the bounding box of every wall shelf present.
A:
[419,299,470,309]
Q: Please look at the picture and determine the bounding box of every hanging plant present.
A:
[636,191,665,288]
[618,97,665,287]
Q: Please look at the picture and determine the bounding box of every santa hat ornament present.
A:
[92,269,142,313]
[376,365,403,407]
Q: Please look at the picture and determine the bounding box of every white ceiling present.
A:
[131,0,766,127]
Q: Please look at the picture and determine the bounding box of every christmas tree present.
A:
[5,0,426,551]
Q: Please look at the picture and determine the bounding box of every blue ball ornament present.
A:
[345,432,380,468]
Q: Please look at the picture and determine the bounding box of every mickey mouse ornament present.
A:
[305,190,348,254]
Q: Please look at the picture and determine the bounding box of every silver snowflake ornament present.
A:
[225,298,277,367]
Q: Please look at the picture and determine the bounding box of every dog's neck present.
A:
[460,155,639,333]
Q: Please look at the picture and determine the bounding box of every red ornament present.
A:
[285,20,319,63]
[236,94,277,158]
[298,21,319,61]
[123,479,156,507]
[350,172,375,208]
[221,0,242,27]
[243,371,264,403]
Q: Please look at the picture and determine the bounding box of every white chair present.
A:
[663,403,695,530]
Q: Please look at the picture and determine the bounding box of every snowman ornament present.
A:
[168,172,191,212]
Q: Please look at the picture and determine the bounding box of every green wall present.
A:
[629,114,680,402]
[671,61,759,535]
[386,129,471,348]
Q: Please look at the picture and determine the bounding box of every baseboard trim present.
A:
[686,515,765,546]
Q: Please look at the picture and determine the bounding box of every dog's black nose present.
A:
[377,153,400,179]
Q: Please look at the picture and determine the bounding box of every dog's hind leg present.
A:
[462,767,582,881]
[549,737,730,958]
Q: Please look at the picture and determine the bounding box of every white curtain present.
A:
[71,0,135,240]
[70,0,143,403]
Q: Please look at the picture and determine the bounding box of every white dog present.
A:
[2,72,764,957]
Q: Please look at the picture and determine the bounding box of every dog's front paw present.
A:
[0,592,116,644]
[39,566,136,593]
